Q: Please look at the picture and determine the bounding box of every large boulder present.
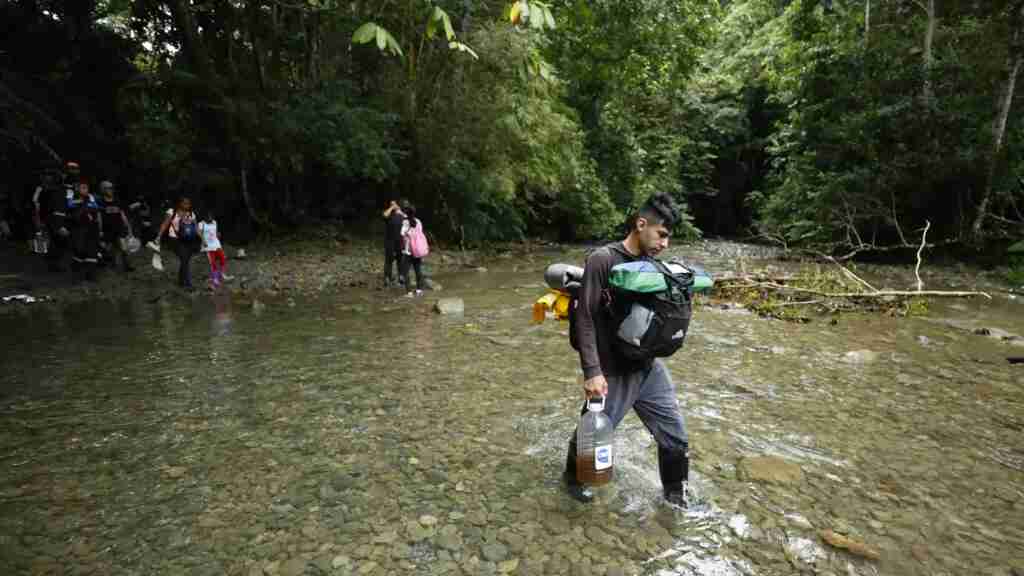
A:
[434,298,464,316]
[737,456,804,485]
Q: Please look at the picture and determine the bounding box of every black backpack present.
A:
[606,259,693,361]
[566,253,694,361]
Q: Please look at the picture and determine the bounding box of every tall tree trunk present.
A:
[167,0,212,81]
[246,2,267,93]
[239,148,258,223]
[864,0,870,48]
[972,2,1024,240]
[922,0,936,104]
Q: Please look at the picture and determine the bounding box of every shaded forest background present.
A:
[2,0,1022,259]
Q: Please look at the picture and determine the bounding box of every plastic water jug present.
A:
[32,231,49,255]
[576,395,613,486]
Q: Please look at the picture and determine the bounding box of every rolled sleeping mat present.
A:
[544,263,584,292]
[687,263,714,294]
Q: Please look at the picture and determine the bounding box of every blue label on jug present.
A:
[595,445,612,471]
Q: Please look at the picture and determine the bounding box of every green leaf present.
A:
[530,7,544,30]
[1009,240,1024,253]
[375,27,387,51]
[449,41,478,60]
[441,10,455,41]
[543,6,556,29]
[352,22,377,44]
[386,33,404,57]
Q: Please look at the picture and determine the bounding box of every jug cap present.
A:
[587,395,606,412]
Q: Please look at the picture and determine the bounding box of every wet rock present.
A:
[498,558,519,573]
[279,557,306,576]
[843,350,879,364]
[466,510,488,526]
[917,335,931,346]
[784,512,814,530]
[783,536,824,567]
[434,298,464,316]
[910,544,929,562]
[390,543,411,559]
[584,526,610,545]
[737,456,803,485]
[481,542,508,563]
[332,555,351,569]
[164,466,187,479]
[418,515,438,527]
[405,520,434,542]
[499,531,525,553]
[819,529,881,561]
[426,470,448,484]
[312,555,333,573]
[728,514,752,539]
[436,526,463,551]
[425,278,442,291]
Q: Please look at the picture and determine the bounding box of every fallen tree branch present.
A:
[716,274,799,284]
[915,220,931,292]
[738,281,991,300]
[773,299,825,307]
[813,251,878,293]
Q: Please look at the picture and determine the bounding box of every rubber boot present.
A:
[564,440,594,503]
[658,444,689,507]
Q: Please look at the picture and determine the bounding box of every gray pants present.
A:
[577,360,687,451]
[566,360,689,492]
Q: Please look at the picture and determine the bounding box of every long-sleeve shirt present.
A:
[574,242,649,379]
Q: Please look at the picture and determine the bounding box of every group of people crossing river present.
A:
[26,160,230,291]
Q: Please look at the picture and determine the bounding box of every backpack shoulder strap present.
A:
[651,259,695,298]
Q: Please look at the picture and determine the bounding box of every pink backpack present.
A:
[407,219,429,258]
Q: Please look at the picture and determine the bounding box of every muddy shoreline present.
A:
[0,232,518,310]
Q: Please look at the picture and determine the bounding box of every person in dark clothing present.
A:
[68,180,102,282]
[382,199,406,287]
[99,181,134,272]
[564,192,691,506]
[127,194,153,244]
[32,171,71,271]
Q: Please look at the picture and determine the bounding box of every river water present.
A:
[0,242,1021,576]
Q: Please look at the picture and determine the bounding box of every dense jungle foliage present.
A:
[1,0,1022,255]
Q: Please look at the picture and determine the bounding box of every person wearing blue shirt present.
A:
[68,180,102,282]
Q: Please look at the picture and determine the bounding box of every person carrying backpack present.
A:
[564,192,692,506]
[399,202,429,297]
[155,196,200,290]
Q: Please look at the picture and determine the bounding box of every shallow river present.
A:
[0,242,1021,576]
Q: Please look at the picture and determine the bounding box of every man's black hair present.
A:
[635,192,680,229]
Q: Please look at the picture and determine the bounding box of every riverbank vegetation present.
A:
[2,1,1022,263]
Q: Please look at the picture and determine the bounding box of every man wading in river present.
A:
[565,192,691,506]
